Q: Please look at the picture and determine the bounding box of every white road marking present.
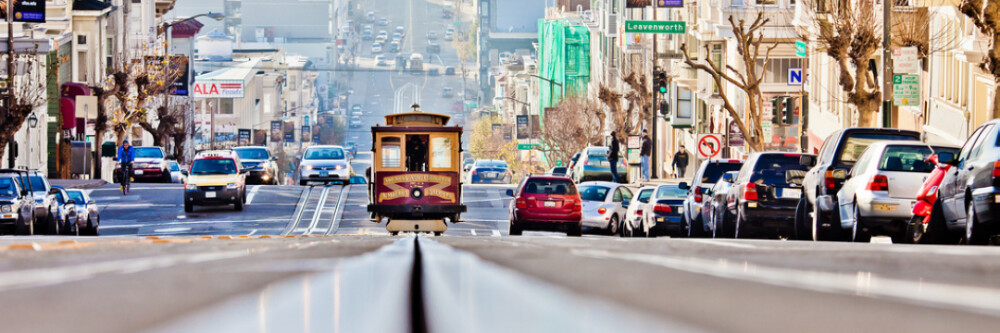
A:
[470,229,477,236]
[246,185,261,204]
[154,227,192,233]
[492,229,501,237]
[687,239,757,249]
[248,229,258,236]
[100,218,288,229]
[574,249,1000,317]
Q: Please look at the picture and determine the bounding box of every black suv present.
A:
[0,169,41,235]
[937,119,1000,244]
[682,159,743,237]
[726,153,813,239]
[796,128,921,241]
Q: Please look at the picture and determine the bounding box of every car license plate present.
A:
[995,195,1000,204]
[677,207,683,214]
[600,161,610,167]
[205,191,216,198]
[780,188,801,199]
[544,201,556,207]
[874,204,896,212]
[320,171,329,177]
[486,172,498,178]
[657,217,664,222]
[134,170,143,175]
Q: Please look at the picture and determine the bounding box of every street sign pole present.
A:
[797,40,809,153]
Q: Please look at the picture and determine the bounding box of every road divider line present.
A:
[246,185,261,204]
[282,186,314,235]
[304,186,332,235]
[573,248,1000,318]
[324,185,351,235]
[686,239,757,249]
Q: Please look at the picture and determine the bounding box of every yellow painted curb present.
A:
[8,243,41,251]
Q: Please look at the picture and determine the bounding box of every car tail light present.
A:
[728,159,740,163]
[866,174,889,192]
[654,204,672,213]
[824,170,837,189]
[636,209,643,216]
[598,207,607,214]
[743,182,758,201]
[693,187,703,203]
[515,197,526,209]
[573,200,582,212]
[993,161,1000,178]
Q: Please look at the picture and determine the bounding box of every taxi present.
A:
[184,150,248,212]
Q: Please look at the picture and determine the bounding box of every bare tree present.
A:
[137,56,185,150]
[0,52,48,160]
[681,13,776,152]
[538,97,604,164]
[597,68,653,143]
[960,0,1000,118]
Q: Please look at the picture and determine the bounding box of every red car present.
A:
[506,176,582,236]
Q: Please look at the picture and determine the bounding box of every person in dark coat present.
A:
[672,145,690,178]
[640,129,652,180]
[608,132,621,183]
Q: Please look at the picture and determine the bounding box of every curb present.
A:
[49,180,109,190]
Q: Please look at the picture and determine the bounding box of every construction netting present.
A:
[537,19,590,121]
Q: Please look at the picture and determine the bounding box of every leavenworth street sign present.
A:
[517,143,540,150]
[624,20,686,34]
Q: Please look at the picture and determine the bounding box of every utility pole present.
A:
[6,0,14,168]
[650,0,658,179]
[882,0,892,128]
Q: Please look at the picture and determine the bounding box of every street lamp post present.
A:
[514,73,564,108]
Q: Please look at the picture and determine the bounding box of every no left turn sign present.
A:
[697,134,723,158]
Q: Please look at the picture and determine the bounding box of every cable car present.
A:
[368,104,466,235]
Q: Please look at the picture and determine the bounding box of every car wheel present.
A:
[734,208,747,239]
[184,202,193,213]
[965,203,989,245]
[924,199,959,244]
[687,214,705,238]
[852,203,871,243]
[566,223,582,237]
[903,215,925,244]
[46,212,59,235]
[608,215,619,236]
[813,198,844,241]
[14,214,28,235]
[508,217,522,236]
[794,197,811,240]
[235,196,244,211]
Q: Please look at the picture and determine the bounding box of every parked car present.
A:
[350,116,363,128]
[624,186,655,237]
[707,171,741,238]
[233,146,280,185]
[442,86,454,98]
[426,30,437,40]
[566,152,581,180]
[682,159,743,237]
[640,183,689,237]
[0,170,40,235]
[65,189,99,235]
[937,119,1000,245]
[17,171,59,234]
[729,153,814,239]
[297,146,353,186]
[462,158,475,173]
[49,186,79,235]
[445,66,456,75]
[797,128,922,241]
[168,161,187,184]
[549,167,568,177]
[836,142,961,242]
[468,159,513,184]
[578,181,633,235]
[570,147,628,183]
[506,175,582,236]
[114,146,173,183]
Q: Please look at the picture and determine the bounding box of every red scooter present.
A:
[904,153,953,244]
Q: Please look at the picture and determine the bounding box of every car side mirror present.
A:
[799,155,816,167]
[937,152,957,166]
[271,156,278,161]
[181,170,189,176]
[505,189,514,197]
[622,201,630,209]
[68,199,76,205]
[48,188,60,195]
[88,200,96,205]
[722,173,735,183]
[240,169,249,174]
[677,182,689,190]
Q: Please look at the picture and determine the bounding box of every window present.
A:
[677,88,692,119]
[756,0,777,4]
[191,159,238,175]
[579,185,610,201]
[655,185,688,199]
[711,44,723,94]
[755,58,803,84]
[879,146,960,173]
[304,147,345,160]
[431,137,452,169]
[77,35,87,45]
[637,189,654,203]
[381,137,401,168]
[219,99,234,115]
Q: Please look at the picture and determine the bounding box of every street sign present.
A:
[788,67,802,86]
[697,134,723,159]
[762,102,774,121]
[795,41,807,57]
[762,121,773,141]
[624,20,686,34]
[657,52,685,59]
[658,0,684,7]
[517,144,540,150]
[728,122,745,147]
[627,135,641,149]
[892,47,920,74]
[893,74,921,107]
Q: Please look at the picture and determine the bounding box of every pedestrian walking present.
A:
[672,145,690,179]
[608,132,621,183]
[640,129,652,181]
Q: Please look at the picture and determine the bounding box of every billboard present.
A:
[301,126,311,143]
[253,129,267,145]
[283,121,295,142]
[193,80,244,98]
[516,115,528,139]
[170,56,190,96]
[270,121,282,143]
[1,0,46,22]
[238,129,251,146]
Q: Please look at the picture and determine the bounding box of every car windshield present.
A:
[235,148,269,160]
[700,162,742,184]
[837,133,918,168]
[478,161,508,169]
[637,189,654,203]
[879,146,960,173]
[305,148,346,160]
[134,147,164,158]
[191,159,238,175]
[751,155,811,186]
[169,162,180,171]
[655,186,688,199]
[20,176,47,192]
[523,179,577,195]
[578,185,610,201]
[0,177,16,197]
[66,191,86,203]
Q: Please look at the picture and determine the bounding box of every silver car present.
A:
[578,181,633,235]
[297,145,353,186]
[623,186,655,237]
[168,161,187,184]
[837,142,960,242]
[65,189,99,236]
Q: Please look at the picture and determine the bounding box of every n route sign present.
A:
[624,20,686,34]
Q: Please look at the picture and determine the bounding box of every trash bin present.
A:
[71,141,93,175]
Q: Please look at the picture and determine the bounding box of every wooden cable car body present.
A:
[367,109,466,235]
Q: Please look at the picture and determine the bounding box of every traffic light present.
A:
[785,96,795,124]
[654,68,668,95]
[659,98,670,121]
[771,98,782,124]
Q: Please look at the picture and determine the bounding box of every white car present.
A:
[350,116,362,128]
[297,146,353,186]
[168,161,187,183]
[372,43,383,53]
[640,183,689,237]
[578,181,633,235]
[375,55,387,66]
[836,141,960,242]
[623,186,655,237]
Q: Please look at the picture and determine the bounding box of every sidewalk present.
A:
[49,179,108,189]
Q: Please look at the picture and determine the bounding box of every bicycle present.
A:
[120,162,132,195]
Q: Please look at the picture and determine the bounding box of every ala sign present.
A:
[193,80,245,98]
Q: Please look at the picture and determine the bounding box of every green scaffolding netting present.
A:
[537,19,590,122]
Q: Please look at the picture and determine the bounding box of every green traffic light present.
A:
[659,86,667,94]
